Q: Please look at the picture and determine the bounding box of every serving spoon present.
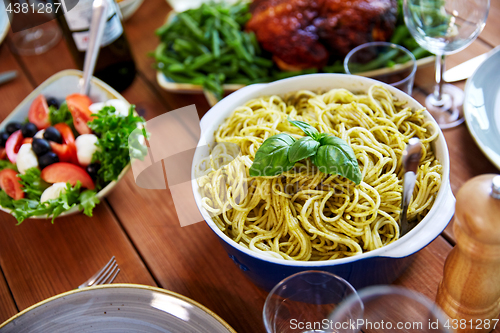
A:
[399,137,422,237]
[79,0,109,95]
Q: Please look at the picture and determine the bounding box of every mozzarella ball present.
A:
[89,99,129,117]
[75,134,99,166]
[89,102,105,114]
[34,130,45,139]
[40,182,67,203]
[17,144,38,175]
[106,99,130,117]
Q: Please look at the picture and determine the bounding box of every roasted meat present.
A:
[316,0,398,58]
[247,0,328,70]
[246,0,398,70]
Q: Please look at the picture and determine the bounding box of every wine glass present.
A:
[403,0,490,129]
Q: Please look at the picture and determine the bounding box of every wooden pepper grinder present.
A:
[436,174,500,333]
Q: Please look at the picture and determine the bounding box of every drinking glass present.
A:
[344,42,417,95]
[403,0,490,129]
[330,285,453,333]
[263,271,360,333]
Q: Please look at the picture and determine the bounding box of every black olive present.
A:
[38,152,59,169]
[21,122,38,138]
[43,126,63,144]
[32,138,52,156]
[0,132,9,147]
[86,163,100,181]
[46,97,59,109]
[5,122,22,135]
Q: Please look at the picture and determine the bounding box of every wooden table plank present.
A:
[0,203,156,311]
[0,268,17,323]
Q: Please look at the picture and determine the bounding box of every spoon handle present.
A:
[80,0,109,96]
[400,137,422,236]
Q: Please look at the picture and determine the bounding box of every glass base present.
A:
[10,24,61,56]
[425,84,465,130]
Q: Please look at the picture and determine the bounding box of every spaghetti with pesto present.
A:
[196,85,442,261]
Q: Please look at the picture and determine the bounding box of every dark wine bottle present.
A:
[56,0,136,92]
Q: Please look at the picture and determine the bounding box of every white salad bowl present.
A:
[191,73,455,291]
[0,70,131,219]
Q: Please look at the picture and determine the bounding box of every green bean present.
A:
[350,49,399,72]
[253,57,273,68]
[390,25,410,45]
[248,32,261,54]
[178,13,205,41]
[231,40,253,63]
[243,33,255,56]
[188,53,215,71]
[220,15,239,30]
[168,63,187,73]
[212,30,220,59]
[173,39,197,54]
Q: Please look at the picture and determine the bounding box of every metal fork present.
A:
[78,256,120,289]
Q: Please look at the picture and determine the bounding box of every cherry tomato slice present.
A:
[28,95,51,130]
[53,123,75,145]
[66,94,94,135]
[5,130,24,163]
[0,168,24,200]
[50,142,78,164]
[41,162,95,190]
[22,138,33,145]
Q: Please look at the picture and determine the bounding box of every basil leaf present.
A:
[288,136,320,164]
[311,135,362,185]
[249,133,296,177]
[288,118,320,140]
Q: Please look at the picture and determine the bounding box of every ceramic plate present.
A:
[463,47,500,170]
[0,284,236,333]
[0,3,9,45]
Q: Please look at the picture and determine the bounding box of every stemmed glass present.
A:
[403,0,490,129]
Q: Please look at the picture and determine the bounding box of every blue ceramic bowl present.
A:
[191,74,455,291]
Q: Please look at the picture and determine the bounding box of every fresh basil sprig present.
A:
[249,133,296,177]
[249,119,362,184]
[311,135,362,185]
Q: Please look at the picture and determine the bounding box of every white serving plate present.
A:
[0,284,236,333]
[463,47,500,170]
[0,69,131,219]
[192,74,455,267]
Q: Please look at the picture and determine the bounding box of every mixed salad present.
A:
[0,93,145,223]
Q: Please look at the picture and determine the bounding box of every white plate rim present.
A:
[463,47,500,170]
[0,283,237,332]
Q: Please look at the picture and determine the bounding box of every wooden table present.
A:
[0,0,499,331]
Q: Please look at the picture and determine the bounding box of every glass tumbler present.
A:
[263,271,360,333]
[344,42,417,95]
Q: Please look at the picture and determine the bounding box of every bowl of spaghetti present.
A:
[191,74,454,291]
